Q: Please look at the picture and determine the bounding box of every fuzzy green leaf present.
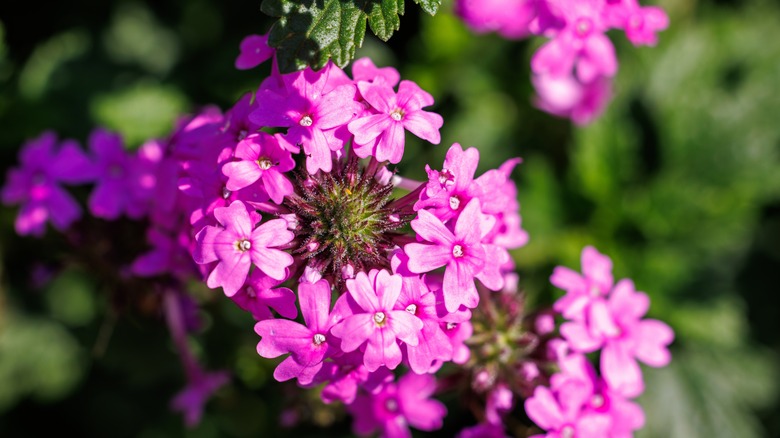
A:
[262,0,416,73]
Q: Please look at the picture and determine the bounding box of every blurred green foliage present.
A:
[1,0,779,436]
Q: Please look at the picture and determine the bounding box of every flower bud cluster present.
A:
[454,0,669,124]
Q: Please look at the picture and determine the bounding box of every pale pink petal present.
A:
[404,243,452,273]
[633,319,673,367]
[223,160,261,191]
[402,110,443,144]
[348,113,392,145]
[525,386,564,430]
[601,343,644,398]
[331,314,375,352]
[410,209,455,245]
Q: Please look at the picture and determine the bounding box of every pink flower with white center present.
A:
[405,198,504,313]
[234,34,273,70]
[1,131,94,236]
[393,274,454,374]
[531,0,618,83]
[454,0,537,39]
[533,73,613,125]
[330,269,424,372]
[250,63,362,174]
[551,245,614,320]
[255,279,343,384]
[221,132,295,204]
[351,57,400,87]
[524,380,612,438]
[416,143,514,223]
[559,279,674,397]
[348,373,447,438]
[551,354,646,437]
[348,80,443,164]
[192,200,294,296]
[231,269,298,321]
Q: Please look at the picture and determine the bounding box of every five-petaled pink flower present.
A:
[331,269,424,372]
[193,200,294,296]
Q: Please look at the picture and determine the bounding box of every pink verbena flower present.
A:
[349,373,447,438]
[255,279,343,383]
[250,63,362,174]
[221,132,295,203]
[231,269,298,321]
[558,277,674,397]
[532,73,613,125]
[551,354,646,437]
[524,381,611,438]
[330,269,423,372]
[316,351,394,405]
[192,200,294,296]
[2,131,94,236]
[551,245,614,320]
[454,0,537,39]
[235,34,274,70]
[405,199,504,313]
[87,128,145,219]
[348,80,443,164]
[606,0,669,46]
[531,0,618,83]
[352,57,400,87]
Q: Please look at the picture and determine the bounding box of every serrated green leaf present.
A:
[413,0,440,15]
[262,0,417,73]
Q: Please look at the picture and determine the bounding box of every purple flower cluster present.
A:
[455,0,669,124]
[1,34,674,437]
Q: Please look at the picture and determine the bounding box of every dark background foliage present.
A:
[0,0,779,436]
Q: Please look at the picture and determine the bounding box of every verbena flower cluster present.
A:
[1,35,673,437]
[454,0,669,124]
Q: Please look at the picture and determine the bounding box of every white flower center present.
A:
[405,304,417,315]
[390,108,404,121]
[575,18,592,37]
[591,394,604,408]
[561,425,575,438]
[222,187,231,199]
[446,322,457,330]
[238,129,248,141]
[449,195,461,210]
[313,333,326,345]
[452,244,464,258]
[385,398,398,412]
[257,157,272,170]
[299,115,313,127]
[373,311,386,325]
[236,239,251,251]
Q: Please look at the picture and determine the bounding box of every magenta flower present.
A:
[551,245,614,320]
[255,279,342,383]
[348,80,443,164]
[87,128,145,219]
[1,131,94,236]
[221,132,295,203]
[405,199,504,313]
[393,274,454,374]
[170,369,230,428]
[352,57,400,87]
[193,200,294,296]
[524,381,611,438]
[250,63,361,174]
[349,373,447,438]
[560,279,674,397]
[606,0,669,46]
[454,0,536,39]
[330,269,423,372]
[231,269,298,321]
[531,0,618,83]
[316,351,394,404]
[551,354,646,437]
[235,34,274,70]
[533,73,613,125]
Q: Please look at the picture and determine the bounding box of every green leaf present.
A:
[412,0,440,16]
[262,0,419,73]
